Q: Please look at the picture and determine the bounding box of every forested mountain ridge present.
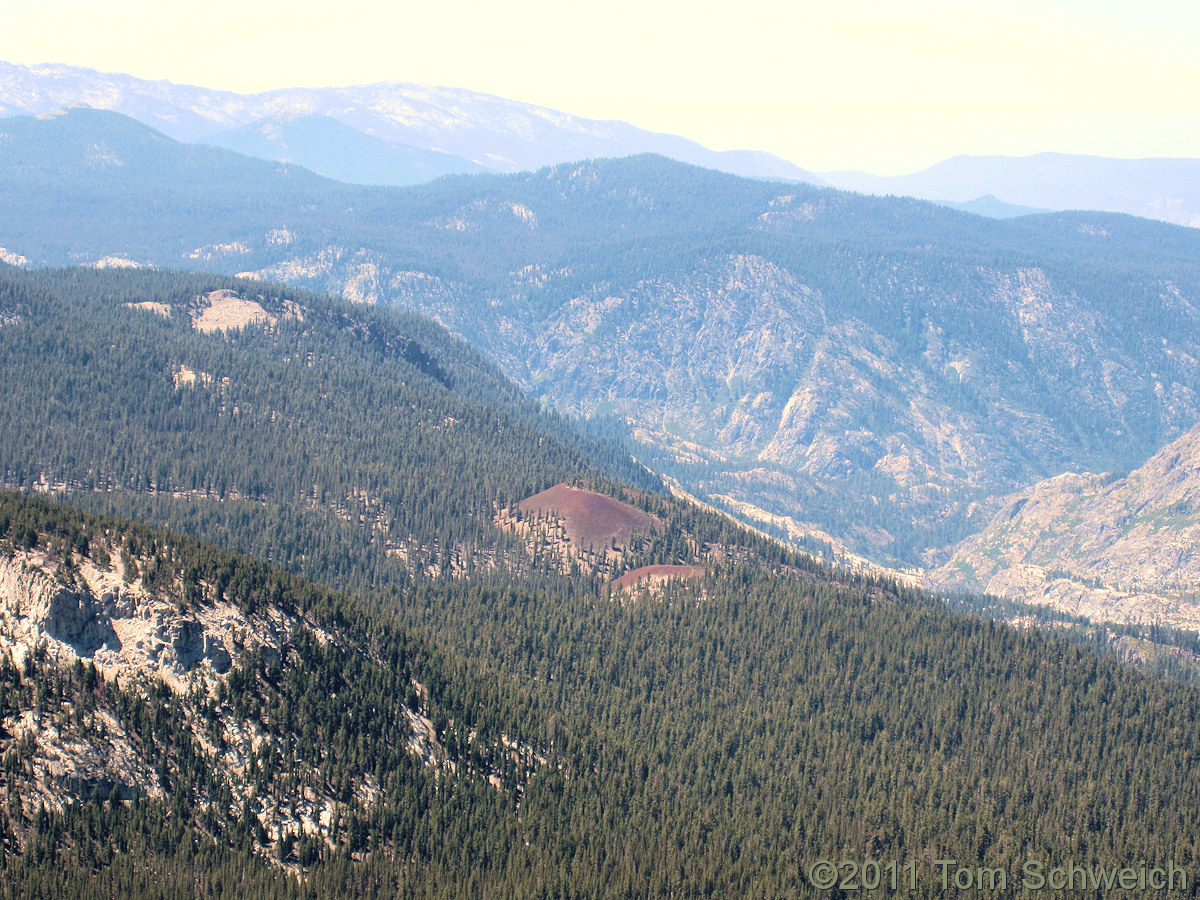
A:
[4,107,1200,575]
[0,108,364,267]
[3,259,1188,664]
[0,493,520,864]
[8,489,1200,897]
[0,263,670,592]
[0,492,575,890]
[0,261,849,614]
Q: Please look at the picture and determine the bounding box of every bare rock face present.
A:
[0,549,237,684]
[0,531,535,862]
[0,562,118,655]
[0,543,341,825]
[927,422,1200,628]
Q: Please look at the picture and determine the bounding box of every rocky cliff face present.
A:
[928,423,1200,629]
[0,543,305,821]
[0,538,449,853]
[508,254,1012,555]
[0,550,235,685]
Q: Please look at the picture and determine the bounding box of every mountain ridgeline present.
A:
[5,81,1200,899]
[0,60,821,181]
[822,153,1200,227]
[3,108,1200,565]
[931,420,1200,630]
[199,114,488,186]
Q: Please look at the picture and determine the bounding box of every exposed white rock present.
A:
[186,240,251,261]
[929,422,1200,628]
[191,288,275,333]
[173,364,214,388]
[91,256,142,269]
[124,300,171,317]
[0,549,238,688]
[0,247,28,266]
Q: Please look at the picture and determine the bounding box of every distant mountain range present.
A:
[4,107,1200,581]
[2,62,1197,228]
[0,60,821,184]
[201,114,488,186]
[934,194,1051,219]
[823,154,1200,227]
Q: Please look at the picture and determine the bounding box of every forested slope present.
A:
[0,264,656,584]
[0,267,1197,896]
[6,492,1200,898]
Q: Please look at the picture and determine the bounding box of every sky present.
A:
[4,0,1198,174]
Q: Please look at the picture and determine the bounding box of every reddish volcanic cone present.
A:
[517,484,661,548]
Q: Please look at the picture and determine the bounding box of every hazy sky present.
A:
[4,0,1197,173]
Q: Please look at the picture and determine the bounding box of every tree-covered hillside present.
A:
[0,264,656,586]
[6,492,1200,898]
